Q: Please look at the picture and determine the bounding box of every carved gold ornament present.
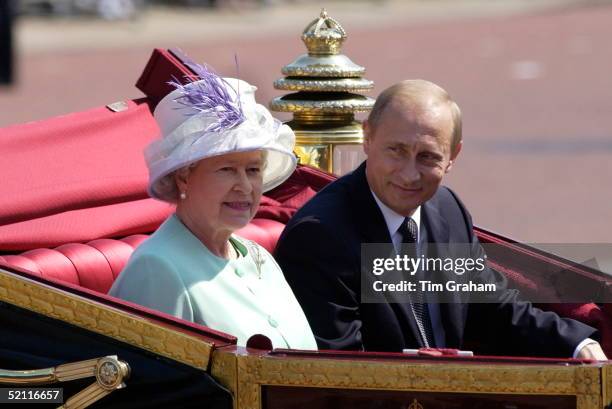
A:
[0,268,213,369]
[270,10,374,175]
[96,357,128,390]
[228,355,604,409]
[301,9,346,56]
[603,364,612,408]
[274,78,373,92]
[0,355,129,409]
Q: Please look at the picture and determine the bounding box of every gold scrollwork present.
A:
[96,357,129,390]
[281,65,365,78]
[0,269,212,369]
[58,356,130,409]
[237,357,261,409]
[274,78,374,92]
[211,349,238,402]
[1,355,129,409]
[270,98,375,114]
[603,365,612,408]
[574,366,601,396]
[234,355,605,409]
[576,394,601,409]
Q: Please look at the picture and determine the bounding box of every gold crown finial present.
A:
[301,10,346,55]
[271,11,375,176]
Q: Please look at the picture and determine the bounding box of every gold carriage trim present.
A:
[604,364,612,408]
[1,355,129,409]
[210,353,605,409]
[0,268,213,370]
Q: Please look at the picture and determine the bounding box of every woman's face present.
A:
[178,150,265,236]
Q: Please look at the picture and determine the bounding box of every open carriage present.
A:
[1,36,611,409]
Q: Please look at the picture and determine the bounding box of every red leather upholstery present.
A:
[0,219,286,294]
[0,235,148,293]
[0,99,165,251]
[235,219,286,254]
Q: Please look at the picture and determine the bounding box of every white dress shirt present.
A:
[371,191,445,348]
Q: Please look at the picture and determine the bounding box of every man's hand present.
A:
[576,342,608,360]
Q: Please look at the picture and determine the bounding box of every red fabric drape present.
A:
[0,99,165,250]
[0,98,334,251]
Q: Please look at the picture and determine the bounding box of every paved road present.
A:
[1,0,611,257]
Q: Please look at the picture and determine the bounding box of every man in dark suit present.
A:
[275,80,607,359]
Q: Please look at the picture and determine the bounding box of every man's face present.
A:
[363,99,460,216]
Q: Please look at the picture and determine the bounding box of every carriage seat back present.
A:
[0,218,286,294]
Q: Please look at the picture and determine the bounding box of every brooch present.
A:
[246,240,265,279]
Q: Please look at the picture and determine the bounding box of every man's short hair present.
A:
[367,80,462,153]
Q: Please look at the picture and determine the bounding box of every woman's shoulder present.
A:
[120,216,197,279]
[120,243,176,281]
[133,215,198,257]
[126,236,175,273]
[109,242,182,300]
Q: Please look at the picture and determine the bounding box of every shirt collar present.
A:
[370,189,421,240]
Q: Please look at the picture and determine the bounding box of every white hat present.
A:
[145,65,297,201]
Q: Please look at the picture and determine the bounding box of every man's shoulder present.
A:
[426,185,475,235]
[428,185,465,210]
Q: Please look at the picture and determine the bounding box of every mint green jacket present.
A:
[109,214,317,349]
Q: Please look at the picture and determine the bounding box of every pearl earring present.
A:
[180,192,187,200]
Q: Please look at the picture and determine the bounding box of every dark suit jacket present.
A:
[275,162,597,357]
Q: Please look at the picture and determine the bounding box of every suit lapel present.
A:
[422,200,449,246]
[422,195,465,348]
[348,162,392,244]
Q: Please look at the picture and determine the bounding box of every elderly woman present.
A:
[109,64,316,349]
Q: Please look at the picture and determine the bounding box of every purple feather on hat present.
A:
[167,62,246,133]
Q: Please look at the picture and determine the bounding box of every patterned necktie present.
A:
[397,217,435,348]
